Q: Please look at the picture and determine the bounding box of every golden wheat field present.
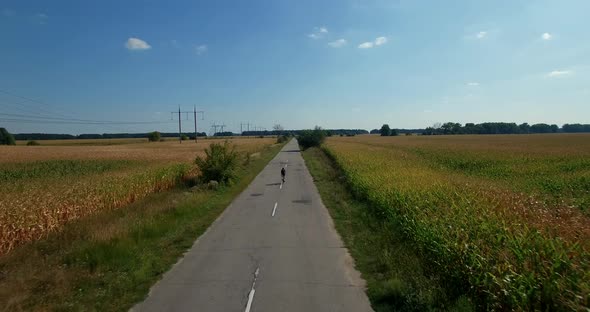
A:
[325,134,590,310]
[0,138,274,255]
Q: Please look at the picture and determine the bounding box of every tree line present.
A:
[12,132,207,141]
[3,128,368,142]
[421,122,587,135]
[241,129,368,137]
[371,123,590,135]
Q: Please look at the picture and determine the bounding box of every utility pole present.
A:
[193,105,205,143]
[211,122,226,136]
[211,123,220,136]
[171,107,198,144]
[178,106,181,144]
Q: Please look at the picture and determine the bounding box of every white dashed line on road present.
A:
[272,202,278,216]
[244,267,259,312]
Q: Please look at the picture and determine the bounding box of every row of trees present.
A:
[562,123,590,133]
[423,122,562,135]
[372,123,590,135]
[13,132,207,141]
[242,129,368,137]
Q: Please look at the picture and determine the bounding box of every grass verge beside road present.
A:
[302,147,473,312]
[0,143,284,311]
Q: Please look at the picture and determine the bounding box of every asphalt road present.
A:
[133,139,372,312]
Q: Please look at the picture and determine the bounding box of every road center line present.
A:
[245,289,255,312]
[280,183,283,189]
[272,202,278,216]
[244,267,259,312]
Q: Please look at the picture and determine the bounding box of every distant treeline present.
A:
[242,129,368,137]
[367,123,590,135]
[13,129,369,140]
[562,124,590,132]
[12,124,589,140]
[13,132,207,140]
[421,122,590,135]
[370,128,425,134]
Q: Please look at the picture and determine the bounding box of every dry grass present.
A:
[15,138,149,146]
[0,138,274,255]
[325,134,590,310]
[4,138,273,163]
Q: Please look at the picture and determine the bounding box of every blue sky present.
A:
[1,0,589,134]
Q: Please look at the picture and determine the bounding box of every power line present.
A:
[0,118,175,125]
[0,89,173,132]
[0,89,82,120]
[0,113,174,124]
[0,90,175,132]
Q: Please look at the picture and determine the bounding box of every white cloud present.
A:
[195,44,208,55]
[547,70,573,78]
[308,26,328,39]
[476,31,487,39]
[374,36,388,46]
[467,82,480,86]
[358,42,374,49]
[541,32,553,40]
[328,39,347,48]
[125,37,151,50]
[358,36,388,49]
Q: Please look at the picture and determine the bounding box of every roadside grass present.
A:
[0,143,284,311]
[302,147,473,312]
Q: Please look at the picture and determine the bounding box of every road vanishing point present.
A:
[133,139,372,312]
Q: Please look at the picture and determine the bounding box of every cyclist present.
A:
[281,167,286,183]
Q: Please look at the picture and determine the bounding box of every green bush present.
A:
[380,124,391,136]
[147,131,161,142]
[26,140,40,146]
[276,135,290,144]
[181,134,189,141]
[0,128,16,145]
[195,141,239,184]
[298,126,326,150]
